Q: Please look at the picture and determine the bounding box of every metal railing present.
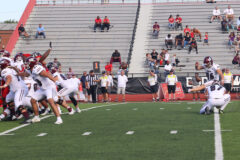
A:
[127,0,140,66]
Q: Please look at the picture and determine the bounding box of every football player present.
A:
[50,65,81,113]
[189,81,230,114]
[18,57,63,124]
[0,59,30,123]
[195,56,224,87]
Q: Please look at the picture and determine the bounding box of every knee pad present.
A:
[69,96,77,106]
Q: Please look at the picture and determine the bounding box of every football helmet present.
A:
[14,53,24,62]
[203,56,213,68]
[26,57,38,69]
[0,50,11,58]
[31,52,42,59]
[0,59,10,70]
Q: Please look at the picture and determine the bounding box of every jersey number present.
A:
[210,85,222,91]
[206,72,214,80]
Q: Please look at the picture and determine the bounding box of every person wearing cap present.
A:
[148,70,159,102]
[165,70,178,101]
[153,22,160,38]
[175,14,183,30]
[86,70,99,103]
[97,71,109,102]
[223,68,233,93]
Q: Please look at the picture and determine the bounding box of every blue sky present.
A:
[0,0,29,22]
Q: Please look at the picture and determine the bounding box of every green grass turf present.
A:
[0,102,216,160]
[220,100,240,160]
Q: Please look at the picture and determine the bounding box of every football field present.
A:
[0,101,239,160]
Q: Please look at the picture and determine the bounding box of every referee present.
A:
[165,69,178,101]
[86,70,98,103]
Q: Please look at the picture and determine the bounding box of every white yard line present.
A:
[0,103,127,136]
[214,108,224,160]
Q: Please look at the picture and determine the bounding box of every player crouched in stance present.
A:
[0,59,31,123]
[189,81,230,115]
[18,57,63,124]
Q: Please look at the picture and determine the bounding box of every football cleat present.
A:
[68,108,75,115]
[55,118,63,125]
[31,116,41,123]
[76,107,81,113]
[218,109,224,114]
[205,107,211,115]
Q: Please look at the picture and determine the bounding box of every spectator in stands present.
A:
[18,24,29,38]
[153,22,160,38]
[210,6,222,23]
[168,15,175,30]
[183,32,191,48]
[188,38,198,54]
[53,58,61,68]
[171,54,177,67]
[175,14,183,30]
[146,53,152,65]
[148,70,159,102]
[237,16,240,31]
[35,24,46,39]
[164,50,170,64]
[232,53,239,64]
[175,33,183,49]
[110,50,121,64]
[115,70,128,102]
[151,49,158,61]
[101,16,110,32]
[105,62,112,73]
[164,61,173,77]
[165,34,173,50]
[193,28,202,42]
[190,29,194,39]
[94,16,102,32]
[81,71,90,102]
[165,69,178,101]
[203,32,209,46]
[224,5,234,21]
[183,25,190,36]
[221,18,228,32]
[67,67,75,78]
[228,32,235,49]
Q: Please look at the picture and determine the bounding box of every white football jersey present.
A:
[1,68,26,92]
[207,84,226,99]
[202,63,220,81]
[13,60,24,72]
[69,77,81,89]
[24,77,38,96]
[27,65,53,90]
[53,72,71,88]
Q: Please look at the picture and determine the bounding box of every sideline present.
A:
[0,103,127,136]
[214,108,224,160]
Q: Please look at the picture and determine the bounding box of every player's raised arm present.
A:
[195,62,204,70]
[189,84,206,92]
[39,43,52,63]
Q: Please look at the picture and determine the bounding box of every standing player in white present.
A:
[189,81,230,114]
[195,56,224,87]
[20,57,63,124]
[0,59,30,123]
